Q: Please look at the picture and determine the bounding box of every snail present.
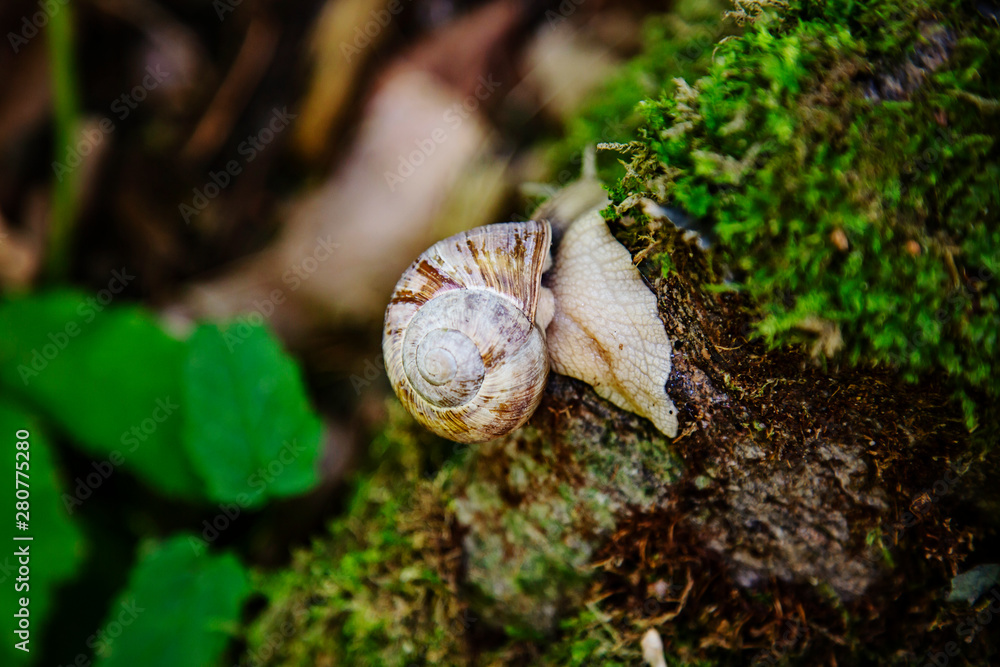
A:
[382,176,679,443]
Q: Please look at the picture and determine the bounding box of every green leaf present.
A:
[182,323,322,506]
[0,292,203,499]
[0,399,86,665]
[93,535,250,667]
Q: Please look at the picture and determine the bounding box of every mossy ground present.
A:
[243,403,471,667]
[244,0,999,664]
[453,374,684,634]
[245,378,688,666]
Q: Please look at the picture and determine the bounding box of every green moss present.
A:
[245,388,686,664]
[452,405,683,633]
[535,605,716,667]
[244,402,469,667]
[578,0,999,431]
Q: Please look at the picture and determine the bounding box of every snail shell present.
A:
[383,220,552,443]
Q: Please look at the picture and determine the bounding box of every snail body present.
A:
[384,180,679,443]
[382,220,553,443]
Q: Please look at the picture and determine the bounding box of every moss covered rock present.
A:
[598,0,999,430]
[451,374,684,633]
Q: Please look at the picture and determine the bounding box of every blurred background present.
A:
[6,0,997,663]
[0,0,687,664]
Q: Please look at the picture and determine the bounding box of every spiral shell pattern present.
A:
[383,220,552,443]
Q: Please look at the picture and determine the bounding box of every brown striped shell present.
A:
[383,220,552,443]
